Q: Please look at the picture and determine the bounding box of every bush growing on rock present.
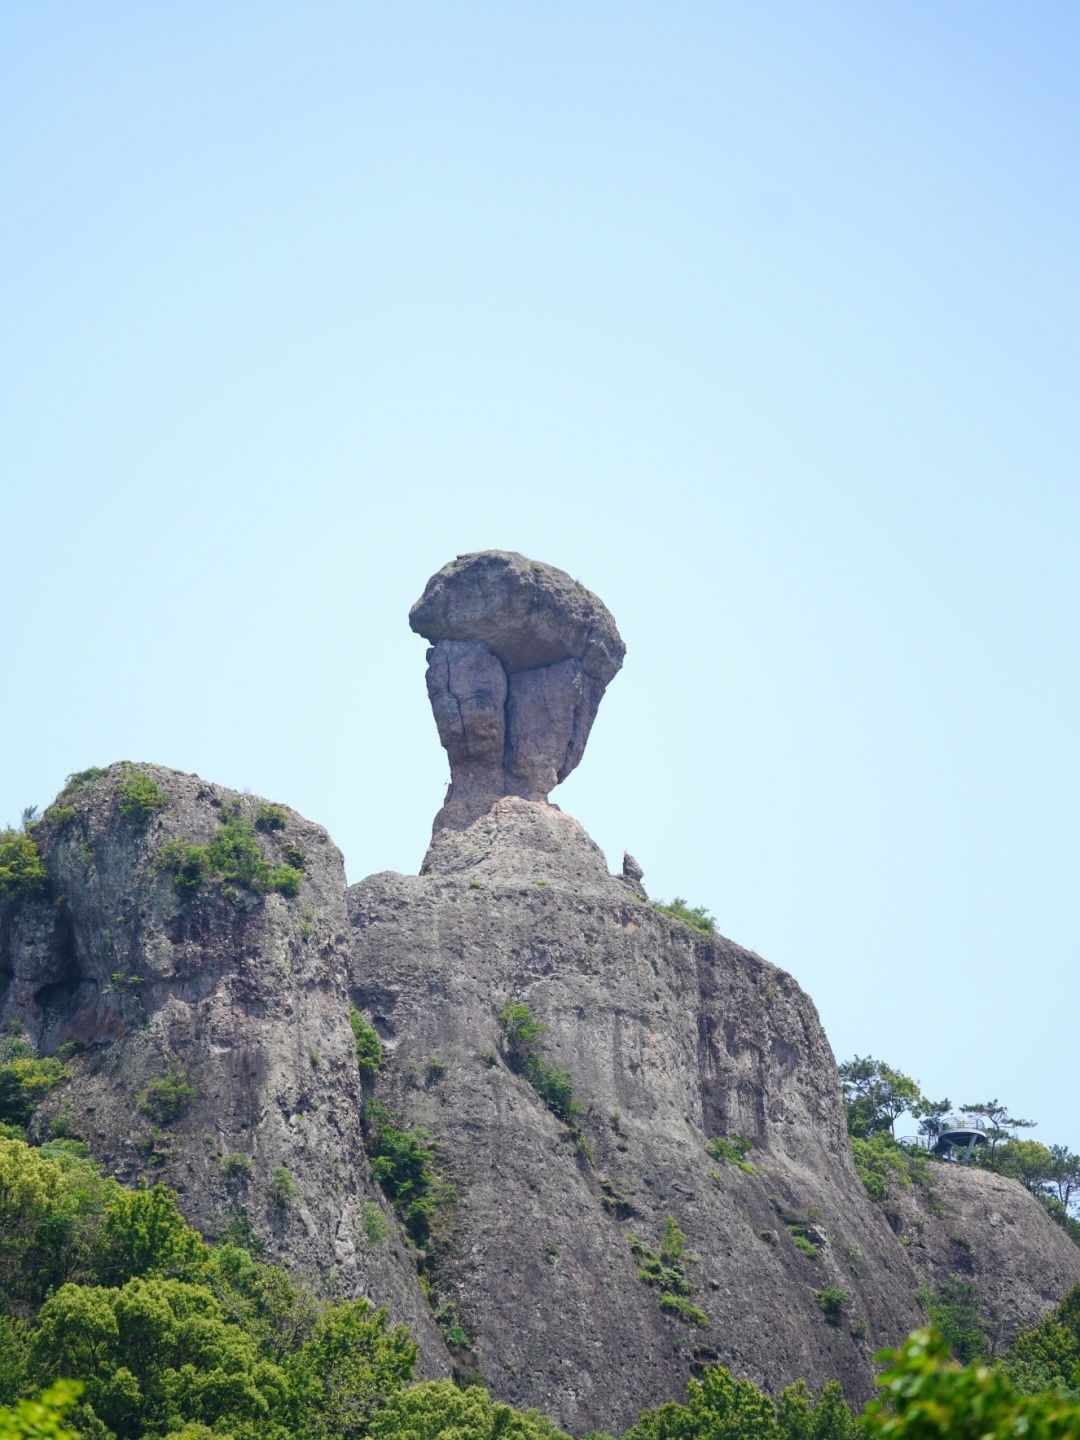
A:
[361,1101,452,1247]
[814,1288,850,1324]
[0,831,48,909]
[157,814,302,901]
[918,1278,991,1364]
[62,768,108,793]
[138,1075,195,1126]
[497,1003,546,1067]
[652,898,716,935]
[270,1167,298,1204]
[219,1153,251,1180]
[706,1134,754,1172]
[497,1002,583,1128]
[116,769,169,826]
[350,1008,383,1077]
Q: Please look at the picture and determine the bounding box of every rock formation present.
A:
[2,553,1078,1435]
[410,551,625,833]
[0,765,450,1373]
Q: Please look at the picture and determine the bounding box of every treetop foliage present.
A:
[0,1136,416,1440]
[0,830,48,910]
[1,1127,1080,1438]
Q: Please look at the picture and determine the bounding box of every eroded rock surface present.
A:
[891,1163,1080,1350]
[4,558,1078,1436]
[349,800,928,1432]
[0,764,450,1374]
[410,551,625,832]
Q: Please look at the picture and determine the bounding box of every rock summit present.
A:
[410,551,625,833]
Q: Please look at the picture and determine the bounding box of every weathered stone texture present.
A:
[0,763,450,1373]
[349,800,926,1432]
[3,555,1078,1436]
[410,552,624,832]
[891,1163,1080,1351]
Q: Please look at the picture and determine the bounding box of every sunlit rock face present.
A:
[409,551,625,834]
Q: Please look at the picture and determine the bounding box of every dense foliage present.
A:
[2,1129,1080,1438]
[0,1136,417,1440]
[620,1363,859,1440]
[0,831,48,910]
[156,812,303,901]
[865,1327,1080,1439]
[651,898,716,935]
[497,1002,582,1128]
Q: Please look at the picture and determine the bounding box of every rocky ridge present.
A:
[2,551,1078,1434]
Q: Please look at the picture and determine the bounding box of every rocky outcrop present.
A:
[0,764,450,1373]
[891,1163,1080,1352]
[410,552,625,833]
[348,800,928,1432]
[3,553,1078,1436]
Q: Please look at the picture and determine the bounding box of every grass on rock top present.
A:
[156,808,303,900]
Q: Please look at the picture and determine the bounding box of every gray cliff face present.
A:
[2,553,1078,1437]
[348,800,926,1432]
[0,764,450,1374]
[891,1164,1080,1350]
[410,551,625,833]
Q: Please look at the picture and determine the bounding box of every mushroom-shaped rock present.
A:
[410,551,625,833]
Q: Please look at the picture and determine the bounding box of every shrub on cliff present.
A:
[0,830,48,910]
[116,769,169,827]
[350,1008,383,1077]
[497,1002,583,1128]
[361,1100,452,1247]
[138,1075,195,1126]
[652,898,716,935]
[156,814,302,901]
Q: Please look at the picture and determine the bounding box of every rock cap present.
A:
[410,551,625,834]
[409,550,625,683]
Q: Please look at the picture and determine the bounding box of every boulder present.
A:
[410,552,625,831]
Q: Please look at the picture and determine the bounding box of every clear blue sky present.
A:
[3,4,1078,1149]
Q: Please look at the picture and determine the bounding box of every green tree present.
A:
[997,1139,1058,1197]
[0,831,48,910]
[95,1184,205,1285]
[961,1099,1036,1164]
[1047,1146,1080,1212]
[0,1382,83,1440]
[29,1276,288,1439]
[286,1301,417,1440]
[864,1327,1080,1438]
[911,1097,951,1144]
[368,1380,568,1440]
[839,1058,922,1139]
